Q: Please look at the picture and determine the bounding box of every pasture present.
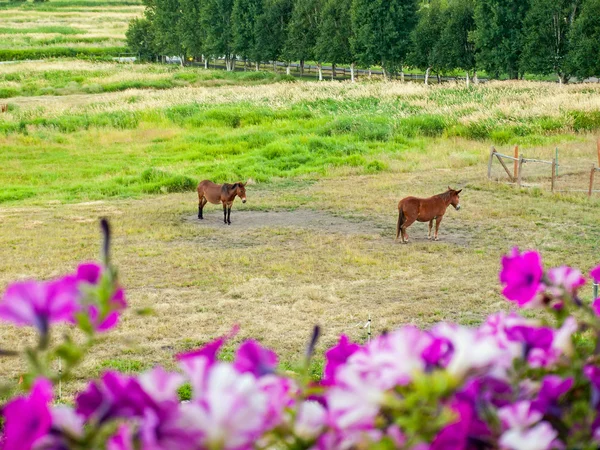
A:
[0,0,140,59]
[1,59,600,397]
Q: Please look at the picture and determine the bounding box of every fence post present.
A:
[517,156,524,187]
[513,145,519,179]
[551,158,556,193]
[487,146,496,179]
[590,166,596,198]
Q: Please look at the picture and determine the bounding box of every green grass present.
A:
[0,26,84,34]
[0,65,294,97]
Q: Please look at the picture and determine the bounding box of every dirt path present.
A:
[183,209,472,246]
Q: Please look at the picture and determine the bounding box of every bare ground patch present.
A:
[182,209,472,247]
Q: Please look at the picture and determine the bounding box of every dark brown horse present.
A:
[197,180,247,225]
[396,187,462,243]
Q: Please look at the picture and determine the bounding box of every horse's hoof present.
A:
[434,237,439,241]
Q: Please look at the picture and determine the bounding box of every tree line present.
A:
[127,0,600,83]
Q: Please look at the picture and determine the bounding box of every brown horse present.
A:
[396,187,462,243]
[197,180,247,225]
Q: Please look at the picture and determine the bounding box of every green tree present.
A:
[437,0,477,82]
[409,0,446,84]
[521,0,580,83]
[473,0,530,79]
[153,0,185,60]
[315,0,353,80]
[351,0,418,78]
[283,0,322,74]
[231,0,264,68]
[201,0,236,70]
[568,0,600,80]
[255,0,294,71]
[178,0,205,62]
[126,18,157,61]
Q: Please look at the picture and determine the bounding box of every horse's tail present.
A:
[396,206,405,240]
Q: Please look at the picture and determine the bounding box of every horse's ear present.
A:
[456,189,462,194]
[447,186,452,191]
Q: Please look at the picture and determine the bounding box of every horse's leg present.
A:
[434,216,444,241]
[198,197,207,219]
[401,217,416,244]
[428,220,434,239]
[227,202,232,225]
[222,202,227,224]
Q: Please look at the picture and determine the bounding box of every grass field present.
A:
[1,59,600,398]
[0,0,141,59]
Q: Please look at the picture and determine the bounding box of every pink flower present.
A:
[1,378,53,450]
[74,262,127,332]
[430,400,473,450]
[591,265,600,283]
[107,424,135,450]
[138,366,185,404]
[547,266,585,297]
[326,327,431,431]
[0,278,79,334]
[294,401,327,441]
[500,248,544,307]
[432,323,505,378]
[183,363,271,450]
[233,340,278,377]
[323,335,361,384]
[499,422,558,450]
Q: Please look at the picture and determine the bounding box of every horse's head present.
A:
[236,182,247,203]
[447,186,462,210]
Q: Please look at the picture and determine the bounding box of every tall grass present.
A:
[0,26,84,34]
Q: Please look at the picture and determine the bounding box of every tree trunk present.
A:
[231,57,236,71]
[180,55,184,67]
[559,73,569,85]
[400,68,405,82]
[425,67,431,85]
[350,62,355,83]
[368,68,372,79]
[473,71,478,85]
[255,61,259,71]
[466,71,470,88]
[286,63,291,75]
[437,73,441,84]
[300,60,305,76]
[331,63,336,80]
[205,58,208,70]
[382,66,387,81]
[318,62,323,81]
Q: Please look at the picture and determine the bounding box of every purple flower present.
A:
[183,363,271,450]
[2,378,53,450]
[258,375,297,429]
[430,400,473,450]
[431,323,504,378]
[107,424,134,450]
[74,262,127,332]
[177,326,238,397]
[75,371,154,423]
[547,266,585,296]
[0,278,79,334]
[591,265,600,283]
[421,335,453,369]
[233,340,278,377]
[500,248,544,307]
[138,366,185,404]
[531,376,573,417]
[323,335,360,384]
[326,327,431,431]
